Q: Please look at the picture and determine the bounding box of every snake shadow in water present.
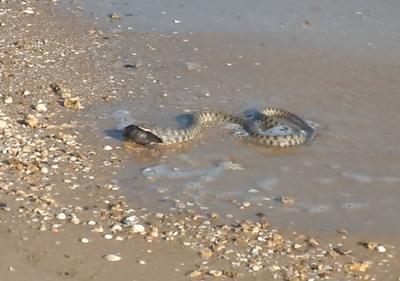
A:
[242,108,263,121]
[175,113,194,128]
[104,128,124,141]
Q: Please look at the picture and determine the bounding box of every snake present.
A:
[123,107,316,148]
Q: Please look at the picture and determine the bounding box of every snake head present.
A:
[123,124,163,148]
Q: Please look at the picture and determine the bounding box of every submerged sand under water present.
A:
[67,0,400,235]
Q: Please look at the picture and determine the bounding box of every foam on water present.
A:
[142,161,243,180]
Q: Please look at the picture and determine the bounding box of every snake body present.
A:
[124,108,315,148]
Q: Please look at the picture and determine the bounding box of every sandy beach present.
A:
[0,1,399,280]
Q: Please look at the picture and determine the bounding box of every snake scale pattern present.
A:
[124,107,315,148]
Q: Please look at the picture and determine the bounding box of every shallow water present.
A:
[65,0,400,234]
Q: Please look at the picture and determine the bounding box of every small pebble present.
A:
[175,202,186,209]
[122,215,138,225]
[4,97,13,104]
[35,103,47,112]
[80,238,89,243]
[70,217,80,224]
[87,220,97,225]
[149,231,158,238]
[23,8,35,15]
[377,245,386,253]
[208,270,222,277]
[110,12,121,20]
[185,62,201,71]
[56,213,67,220]
[63,97,83,110]
[0,120,6,130]
[155,213,164,219]
[110,224,122,233]
[104,254,122,262]
[104,234,113,240]
[242,202,251,208]
[132,224,145,233]
[280,196,295,205]
[189,270,202,278]
[346,262,369,272]
[104,145,113,151]
[199,248,213,259]
[92,226,104,233]
[24,114,39,128]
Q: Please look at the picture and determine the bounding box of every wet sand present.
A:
[0,1,399,280]
[72,0,400,234]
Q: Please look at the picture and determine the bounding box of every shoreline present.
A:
[0,2,399,280]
